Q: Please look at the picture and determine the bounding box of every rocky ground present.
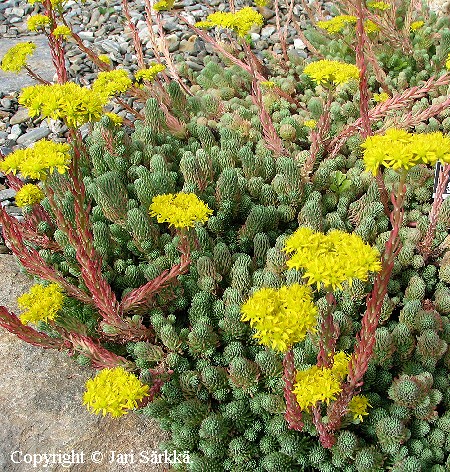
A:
[0,0,450,470]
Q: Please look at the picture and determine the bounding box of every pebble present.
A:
[0,189,16,201]
[9,108,29,125]
[16,126,50,145]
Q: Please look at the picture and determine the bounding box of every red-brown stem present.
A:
[119,254,191,313]
[327,73,450,159]
[316,292,339,368]
[246,42,286,157]
[24,66,51,85]
[175,13,268,82]
[122,0,145,69]
[375,170,391,217]
[274,0,289,64]
[312,405,336,448]
[355,0,370,139]
[43,0,68,83]
[0,306,69,350]
[0,207,93,305]
[68,333,134,369]
[303,88,333,179]
[325,170,406,436]
[282,349,303,431]
[419,163,450,261]
[148,8,192,96]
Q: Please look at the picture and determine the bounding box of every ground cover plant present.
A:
[2,0,450,470]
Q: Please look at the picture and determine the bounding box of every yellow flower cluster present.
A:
[410,20,424,31]
[28,0,66,6]
[195,7,264,37]
[0,42,36,73]
[241,283,318,353]
[19,82,108,128]
[361,129,450,175]
[153,0,175,11]
[0,139,71,180]
[18,283,64,325]
[284,227,382,291]
[367,1,390,10]
[373,91,390,103]
[135,64,166,83]
[52,25,71,38]
[83,367,150,417]
[98,54,111,65]
[15,184,45,207]
[303,60,360,87]
[293,351,350,410]
[317,15,357,34]
[149,192,213,228]
[364,19,380,34]
[92,69,132,98]
[348,395,371,421]
[105,112,124,125]
[303,119,317,129]
[27,14,51,32]
[447,53,450,70]
[260,80,275,88]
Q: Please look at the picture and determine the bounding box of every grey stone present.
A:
[186,60,202,71]
[0,98,12,109]
[0,189,16,201]
[0,35,55,92]
[16,127,50,145]
[0,256,168,472]
[9,108,29,125]
[8,123,21,140]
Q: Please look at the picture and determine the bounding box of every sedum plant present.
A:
[2,0,450,470]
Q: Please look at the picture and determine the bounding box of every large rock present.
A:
[0,256,168,472]
[0,36,56,93]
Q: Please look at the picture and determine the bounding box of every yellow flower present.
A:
[284,227,382,291]
[364,19,380,34]
[18,283,64,325]
[83,367,150,417]
[19,82,108,128]
[304,119,317,129]
[135,64,166,83]
[0,42,36,73]
[361,129,450,175]
[303,60,360,87]
[0,140,71,180]
[28,0,66,6]
[153,0,175,11]
[447,53,450,70]
[331,350,351,380]
[348,395,371,422]
[367,1,390,10]
[149,192,213,228]
[92,69,132,98]
[260,80,275,88]
[98,54,111,65]
[199,7,264,37]
[27,14,51,32]
[410,21,424,31]
[316,15,357,34]
[15,184,45,207]
[293,351,350,410]
[195,21,214,30]
[105,112,124,125]
[52,25,71,38]
[241,283,318,353]
[373,92,389,103]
